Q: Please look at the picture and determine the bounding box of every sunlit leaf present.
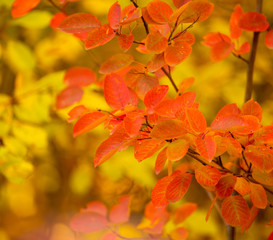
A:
[265,29,273,49]
[221,195,250,227]
[118,34,134,52]
[145,31,168,54]
[120,4,141,25]
[195,165,221,186]
[108,1,121,30]
[164,44,192,66]
[11,0,40,18]
[109,195,130,223]
[104,74,131,109]
[58,13,101,33]
[134,139,165,161]
[147,0,173,24]
[195,135,216,161]
[241,99,263,122]
[186,108,207,134]
[155,147,167,175]
[166,139,189,161]
[56,86,83,109]
[151,176,172,207]
[229,4,243,39]
[216,174,236,199]
[123,112,144,137]
[68,105,89,122]
[249,182,267,209]
[73,112,107,137]
[64,67,96,87]
[239,12,269,32]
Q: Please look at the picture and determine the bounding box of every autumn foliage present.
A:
[9,0,273,239]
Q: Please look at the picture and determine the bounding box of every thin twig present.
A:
[130,0,149,34]
[232,53,249,64]
[161,67,179,92]
[48,0,64,12]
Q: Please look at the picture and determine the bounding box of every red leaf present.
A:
[145,31,168,54]
[123,112,144,137]
[118,34,134,52]
[239,12,269,32]
[108,1,121,30]
[155,147,167,175]
[150,119,187,139]
[216,174,237,199]
[186,108,207,134]
[151,176,172,207]
[170,0,214,24]
[172,0,191,9]
[164,44,192,66]
[195,165,221,186]
[250,182,267,209]
[244,145,273,172]
[85,24,115,50]
[195,135,216,161]
[73,111,107,137]
[166,172,191,202]
[11,0,40,18]
[99,54,134,74]
[265,29,273,49]
[70,212,108,233]
[58,13,101,33]
[235,42,250,55]
[104,74,131,109]
[221,195,250,227]
[56,86,83,109]
[50,12,67,29]
[64,67,96,87]
[166,139,189,161]
[68,105,89,122]
[109,195,130,223]
[269,232,273,240]
[229,4,243,39]
[173,202,197,224]
[144,85,169,114]
[147,0,173,24]
[241,99,263,122]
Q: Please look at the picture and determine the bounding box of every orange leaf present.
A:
[239,12,269,32]
[195,135,216,161]
[195,165,221,186]
[172,0,191,8]
[68,105,89,122]
[216,174,236,199]
[155,147,168,175]
[56,86,83,109]
[108,1,121,30]
[150,119,187,139]
[73,111,107,137]
[144,85,169,114]
[134,139,165,162]
[142,7,159,25]
[221,195,250,227]
[147,0,173,24]
[265,29,273,49]
[234,177,250,196]
[50,12,67,29]
[151,176,172,207]
[147,53,166,73]
[166,139,189,161]
[172,32,195,46]
[241,99,262,122]
[240,206,258,232]
[214,135,230,157]
[233,115,260,136]
[58,13,101,33]
[166,172,191,202]
[250,183,267,209]
[123,112,144,137]
[118,34,134,52]
[211,114,244,131]
[178,77,194,93]
[104,74,131,109]
[170,227,188,240]
[214,103,241,119]
[11,0,40,18]
[136,74,159,100]
[244,145,273,172]
[145,31,168,54]
[252,125,273,145]
[164,44,192,66]
[109,195,130,223]
[64,67,96,87]
[173,202,197,224]
[85,24,115,50]
[170,0,214,24]
[99,53,134,74]
[120,4,141,25]
[252,169,273,186]
[235,42,250,55]
[229,4,243,39]
[186,108,207,134]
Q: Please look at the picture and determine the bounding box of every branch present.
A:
[161,67,179,92]
[48,0,65,13]
[130,0,149,34]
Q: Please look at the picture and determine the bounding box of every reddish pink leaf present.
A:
[84,201,108,216]
[56,86,83,109]
[173,202,197,224]
[108,1,121,30]
[229,4,243,39]
[265,29,273,49]
[151,176,172,207]
[64,67,96,87]
[186,108,207,134]
[145,31,168,54]
[155,147,167,175]
[250,182,267,209]
[68,105,89,122]
[73,111,107,137]
[123,112,144,137]
[118,34,134,52]
[239,12,269,32]
[50,12,67,29]
[109,195,130,223]
[147,0,173,24]
[70,212,108,233]
[164,44,192,66]
[195,165,221,186]
[11,0,40,18]
[104,74,131,109]
[166,172,191,202]
[216,174,237,199]
[58,13,101,33]
[144,85,169,114]
[195,135,216,161]
[221,195,250,227]
[99,54,134,74]
[85,24,115,50]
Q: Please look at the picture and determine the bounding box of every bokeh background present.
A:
[0,0,273,239]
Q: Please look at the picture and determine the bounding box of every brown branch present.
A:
[48,0,64,12]
[161,67,179,92]
[130,0,149,34]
